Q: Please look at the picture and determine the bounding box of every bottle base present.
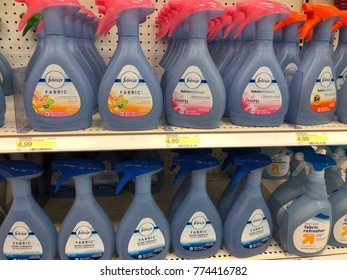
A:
[166,117,220,129]
[30,119,92,132]
[229,116,284,127]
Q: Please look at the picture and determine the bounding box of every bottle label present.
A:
[180,211,216,251]
[51,171,75,193]
[241,209,271,249]
[310,66,336,113]
[333,215,347,244]
[171,66,213,116]
[92,160,119,192]
[336,66,347,92]
[65,221,105,260]
[3,221,43,260]
[283,63,297,85]
[128,217,165,259]
[242,67,282,115]
[108,65,153,117]
[32,64,81,117]
[266,154,290,177]
[293,213,331,253]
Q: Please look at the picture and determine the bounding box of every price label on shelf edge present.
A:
[296,133,328,145]
[16,137,57,152]
[164,135,201,147]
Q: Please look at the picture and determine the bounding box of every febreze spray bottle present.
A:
[217,148,261,223]
[169,148,213,220]
[227,1,290,127]
[96,0,163,130]
[163,0,226,129]
[17,0,94,131]
[332,11,347,93]
[285,4,340,125]
[0,18,13,96]
[170,154,222,259]
[114,159,170,260]
[275,11,306,86]
[278,154,335,257]
[267,146,315,240]
[223,154,273,258]
[0,160,58,260]
[324,146,346,194]
[53,159,115,260]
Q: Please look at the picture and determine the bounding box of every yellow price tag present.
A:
[16,138,57,151]
[296,134,328,144]
[164,136,201,147]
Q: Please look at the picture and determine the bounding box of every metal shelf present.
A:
[0,95,347,153]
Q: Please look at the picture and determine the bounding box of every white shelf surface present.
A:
[42,175,347,260]
[1,95,347,153]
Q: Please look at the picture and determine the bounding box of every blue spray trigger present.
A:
[221,148,261,170]
[115,159,164,195]
[51,159,105,193]
[287,146,316,155]
[0,160,43,181]
[170,148,213,173]
[229,153,272,188]
[172,155,220,186]
[304,154,336,172]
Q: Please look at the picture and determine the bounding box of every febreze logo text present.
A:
[76,226,93,240]
[251,213,264,227]
[13,226,29,241]
[320,72,332,87]
[192,216,207,230]
[121,71,139,89]
[184,72,202,89]
[45,71,65,89]
[255,72,272,89]
[139,222,155,236]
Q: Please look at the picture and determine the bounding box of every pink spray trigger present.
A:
[234,1,291,38]
[223,10,245,39]
[207,19,219,40]
[210,7,234,40]
[156,9,178,39]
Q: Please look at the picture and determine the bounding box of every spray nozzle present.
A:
[291,152,307,176]
[115,159,164,195]
[0,160,43,181]
[51,159,105,193]
[21,13,42,36]
[229,153,271,188]
[332,10,347,32]
[287,146,316,156]
[170,148,213,171]
[172,155,219,186]
[221,147,261,171]
[208,6,235,40]
[303,154,336,173]
[299,3,340,40]
[234,1,290,38]
[274,11,306,33]
[222,9,245,39]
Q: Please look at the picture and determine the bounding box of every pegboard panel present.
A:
[0,0,306,72]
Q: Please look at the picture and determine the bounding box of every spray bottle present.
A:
[17,0,94,131]
[0,160,57,260]
[0,17,13,96]
[53,159,115,260]
[170,154,222,259]
[223,154,272,257]
[285,3,340,125]
[227,1,290,127]
[278,154,335,256]
[114,159,170,260]
[324,146,346,194]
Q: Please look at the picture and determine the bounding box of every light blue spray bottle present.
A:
[17,0,94,131]
[332,12,347,93]
[0,160,58,260]
[0,17,13,96]
[54,159,115,260]
[115,159,170,260]
[217,148,261,223]
[275,11,306,86]
[97,0,163,130]
[227,1,290,127]
[267,146,315,240]
[285,3,340,125]
[223,154,273,258]
[170,154,222,259]
[324,146,346,194]
[163,0,225,129]
[168,148,213,220]
[278,154,335,257]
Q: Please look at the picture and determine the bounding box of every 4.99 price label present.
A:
[164,135,201,147]
[296,133,328,145]
[16,137,57,151]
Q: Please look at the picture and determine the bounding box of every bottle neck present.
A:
[117,10,140,37]
[306,170,328,199]
[255,15,278,41]
[42,6,79,35]
[190,171,207,193]
[188,13,208,39]
[44,34,67,46]
[244,169,262,189]
[73,175,93,196]
[10,178,32,198]
[312,18,338,42]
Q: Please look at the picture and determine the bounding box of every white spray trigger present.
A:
[292,152,308,176]
[332,148,347,171]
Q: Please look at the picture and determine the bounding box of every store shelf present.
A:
[1,94,347,153]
